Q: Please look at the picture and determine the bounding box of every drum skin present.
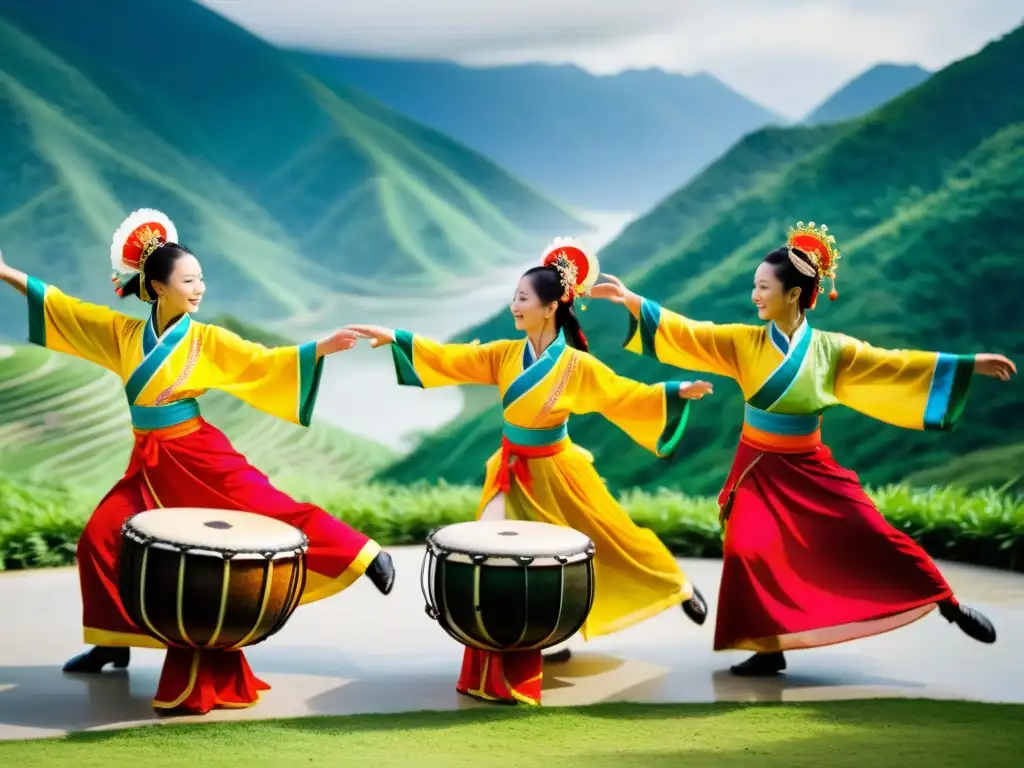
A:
[424,522,596,653]
[118,516,308,651]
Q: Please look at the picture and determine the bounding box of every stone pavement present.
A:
[2,548,1021,741]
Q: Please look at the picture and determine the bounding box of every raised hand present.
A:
[315,328,361,358]
[974,353,1016,382]
[345,324,396,349]
[588,273,630,303]
[678,380,714,400]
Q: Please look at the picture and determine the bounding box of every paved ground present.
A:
[1,548,1022,741]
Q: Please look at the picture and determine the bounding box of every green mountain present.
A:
[294,54,782,212]
[377,24,1024,496]
[803,64,932,125]
[0,0,584,340]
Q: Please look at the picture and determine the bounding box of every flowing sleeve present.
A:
[833,334,975,431]
[622,296,749,380]
[570,352,690,458]
[25,276,128,373]
[390,330,510,388]
[201,325,324,427]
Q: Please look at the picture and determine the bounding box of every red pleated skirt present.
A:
[714,440,953,652]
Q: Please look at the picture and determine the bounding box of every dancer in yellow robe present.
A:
[348,237,714,704]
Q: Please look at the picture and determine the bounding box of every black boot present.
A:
[939,599,996,644]
[682,585,708,626]
[730,651,786,677]
[62,646,130,673]
[366,550,395,595]
[543,648,572,663]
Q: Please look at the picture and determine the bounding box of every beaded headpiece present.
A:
[110,208,178,303]
[539,237,599,306]
[786,220,841,310]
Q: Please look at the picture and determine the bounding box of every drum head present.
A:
[429,519,593,564]
[126,508,306,554]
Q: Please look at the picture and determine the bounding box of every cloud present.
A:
[198,0,1023,117]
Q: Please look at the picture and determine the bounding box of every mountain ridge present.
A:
[292,52,784,211]
[803,63,932,125]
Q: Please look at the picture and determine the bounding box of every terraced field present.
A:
[0,345,395,493]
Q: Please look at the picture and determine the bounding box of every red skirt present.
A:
[714,441,953,652]
[75,417,380,714]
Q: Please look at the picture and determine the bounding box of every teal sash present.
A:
[130,399,201,430]
[747,320,813,412]
[124,309,196,429]
[503,422,569,447]
[743,404,819,436]
[501,330,567,410]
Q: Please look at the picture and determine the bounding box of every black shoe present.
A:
[682,586,708,626]
[543,648,572,663]
[62,646,130,673]
[939,600,996,644]
[730,651,786,677]
[367,550,395,595]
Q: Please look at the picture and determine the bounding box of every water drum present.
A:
[421,519,596,653]
[119,508,308,650]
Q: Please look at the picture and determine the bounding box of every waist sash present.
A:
[130,398,201,431]
[497,422,568,493]
[741,404,821,453]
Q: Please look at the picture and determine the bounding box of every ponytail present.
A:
[555,301,589,352]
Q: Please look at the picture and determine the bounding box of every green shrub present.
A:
[1,478,1021,572]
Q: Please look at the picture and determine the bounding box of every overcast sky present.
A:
[198,0,1022,118]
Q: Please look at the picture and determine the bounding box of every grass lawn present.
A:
[1,699,1019,767]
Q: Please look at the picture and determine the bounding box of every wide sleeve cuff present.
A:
[391,329,424,388]
[623,297,662,359]
[654,381,691,457]
[923,353,974,431]
[26,276,47,347]
[297,340,325,427]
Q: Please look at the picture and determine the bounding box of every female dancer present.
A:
[591,220,1015,676]
[348,238,713,705]
[0,209,394,713]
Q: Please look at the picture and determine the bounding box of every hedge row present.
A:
[0,478,1021,572]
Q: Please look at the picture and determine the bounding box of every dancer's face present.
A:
[751,261,799,322]
[510,276,556,334]
[152,253,206,315]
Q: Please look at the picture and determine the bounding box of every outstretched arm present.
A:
[347,323,509,388]
[590,274,749,380]
[569,352,713,458]
[1,250,127,373]
[834,334,1016,431]
[201,324,356,427]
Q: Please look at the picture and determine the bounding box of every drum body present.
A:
[119,508,308,650]
[422,519,596,652]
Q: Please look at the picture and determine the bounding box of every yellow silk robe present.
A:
[391,327,696,639]
[27,277,323,430]
[623,296,974,449]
